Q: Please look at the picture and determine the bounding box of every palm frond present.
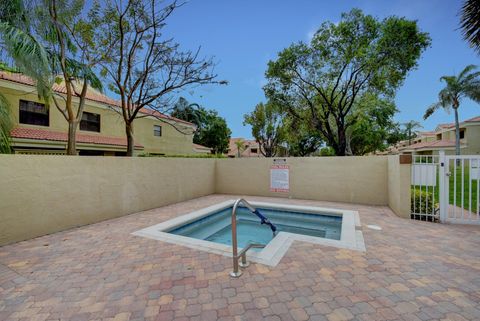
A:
[64,57,103,92]
[0,22,52,102]
[424,102,442,119]
[463,82,480,103]
[0,93,13,153]
[457,64,478,81]
[460,0,480,54]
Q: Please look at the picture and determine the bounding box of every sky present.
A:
[163,0,479,139]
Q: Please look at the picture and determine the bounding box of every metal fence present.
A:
[411,151,480,225]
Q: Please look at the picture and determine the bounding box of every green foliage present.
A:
[264,8,430,156]
[460,0,480,54]
[0,93,13,153]
[243,101,285,157]
[411,189,436,216]
[284,115,323,156]
[234,139,246,157]
[424,64,480,155]
[402,120,423,145]
[171,97,231,154]
[318,146,336,156]
[348,93,400,155]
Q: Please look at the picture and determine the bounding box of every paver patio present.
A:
[0,194,479,321]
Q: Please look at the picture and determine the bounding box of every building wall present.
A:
[0,80,194,155]
[0,155,216,246]
[465,125,480,155]
[215,156,390,205]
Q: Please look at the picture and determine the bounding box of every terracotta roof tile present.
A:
[0,71,194,127]
[402,140,463,150]
[193,143,211,150]
[11,127,143,148]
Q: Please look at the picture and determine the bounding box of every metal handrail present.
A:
[229,198,268,278]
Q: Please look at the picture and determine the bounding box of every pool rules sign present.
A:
[270,164,289,192]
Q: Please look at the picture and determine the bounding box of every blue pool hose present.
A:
[253,209,277,235]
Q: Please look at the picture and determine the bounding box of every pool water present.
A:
[168,207,342,248]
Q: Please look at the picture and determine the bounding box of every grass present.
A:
[411,165,479,213]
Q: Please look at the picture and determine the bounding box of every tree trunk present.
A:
[454,107,460,156]
[336,129,347,156]
[126,122,135,156]
[66,120,78,155]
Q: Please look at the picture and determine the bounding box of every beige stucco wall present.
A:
[0,155,413,246]
[0,155,215,246]
[387,155,411,219]
[215,156,389,205]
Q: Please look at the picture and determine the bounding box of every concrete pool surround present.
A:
[133,200,365,267]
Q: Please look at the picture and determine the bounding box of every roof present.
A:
[11,127,144,148]
[193,143,212,151]
[417,131,437,136]
[433,116,480,131]
[0,71,195,127]
[401,140,464,151]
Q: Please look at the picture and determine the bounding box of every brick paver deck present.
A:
[1,195,479,321]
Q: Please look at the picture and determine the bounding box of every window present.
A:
[251,148,258,153]
[436,134,442,141]
[80,112,101,132]
[19,100,49,126]
[460,129,465,139]
[154,125,162,137]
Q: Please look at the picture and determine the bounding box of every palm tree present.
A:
[424,65,480,155]
[234,139,246,158]
[0,94,13,153]
[460,0,480,54]
[402,121,423,145]
[0,1,103,155]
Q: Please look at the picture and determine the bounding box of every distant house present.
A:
[227,138,262,158]
[395,116,480,155]
[0,71,197,156]
[192,143,212,155]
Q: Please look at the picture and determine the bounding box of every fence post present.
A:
[438,150,446,222]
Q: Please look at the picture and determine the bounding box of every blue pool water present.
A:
[168,207,342,248]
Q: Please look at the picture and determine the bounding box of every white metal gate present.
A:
[441,154,480,224]
[411,151,480,225]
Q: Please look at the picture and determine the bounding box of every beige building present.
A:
[396,116,480,155]
[227,138,262,157]
[0,71,196,156]
[192,143,212,154]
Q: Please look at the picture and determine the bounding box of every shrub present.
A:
[411,189,436,215]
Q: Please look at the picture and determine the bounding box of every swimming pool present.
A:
[168,206,342,249]
[133,200,365,266]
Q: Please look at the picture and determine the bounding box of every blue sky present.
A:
[164,0,479,138]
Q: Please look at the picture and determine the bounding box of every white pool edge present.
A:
[132,200,366,267]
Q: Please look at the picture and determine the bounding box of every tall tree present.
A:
[402,120,423,145]
[0,0,103,155]
[97,0,223,156]
[460,0,480,54]
[348,94,400,155]
[264,9,430,156]
[424,65,480,155]
[171,97,231,154]
[195,111,231,154]
[283,115,323,156]
[243,101,285,157]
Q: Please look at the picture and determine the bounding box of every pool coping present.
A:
[132,200,365,267]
